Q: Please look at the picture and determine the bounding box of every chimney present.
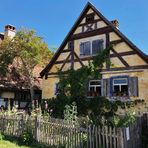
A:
[111,20,119,29]
[4,24,16,38]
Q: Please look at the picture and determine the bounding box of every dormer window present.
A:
[86,13,94,23]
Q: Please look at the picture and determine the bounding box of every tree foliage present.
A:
[0,28,53,105]
[0,38,15,75]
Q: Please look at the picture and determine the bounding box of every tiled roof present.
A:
[0,65,42,91]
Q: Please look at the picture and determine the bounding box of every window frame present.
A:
[112,77,128,96]
[80,39,104,57]
[92,39,104,55]
[80,41,91,56]
[88,80,102,97]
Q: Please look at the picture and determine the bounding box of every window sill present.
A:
[86,95,102,99]
[80,54,97,58]
[109,97,131,102]
[87,96,96,98]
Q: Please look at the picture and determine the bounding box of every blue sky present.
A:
[0,0,148,54]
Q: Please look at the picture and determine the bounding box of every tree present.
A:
[0,28,53,108]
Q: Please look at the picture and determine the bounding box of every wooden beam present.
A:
[110,40,123,45]
[74,52,84,67]
[102,65,148,72]
[59,53,71,71]
[85,23,93,32]
[61,49,71,53]
[106,33,110,70]
[111,48,130,67]
[45,73,48,79]
[70,41,74,69]
[46,65,148,77]
[55,51,137,65]
[47,72,58,76]
[70,26,113,40]
[110,51,136,58]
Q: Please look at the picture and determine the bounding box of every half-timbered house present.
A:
[40,2,148,105]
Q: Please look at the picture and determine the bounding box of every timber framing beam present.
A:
[102,65,148,72]
[47,65,148,77]
[70,26,113,40]
[61,49,71,53]
[59,53,71,71]
[110,40,123,45]
[55,51,137,65]
[70,40,74,69]
[106,33,110,69]
[110,51,136,57]
[47,72,58,76]
[110,48,130,67]
[74,52,84,67]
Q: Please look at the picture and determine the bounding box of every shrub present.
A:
[0,132,4,140]
[64,102,78,124]
[22,130,35,145]
[110,109,136,127]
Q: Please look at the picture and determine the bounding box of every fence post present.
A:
[117,128,124,148]
[20,114,24,135]
[2,115,5,134]
[35,116,41,142]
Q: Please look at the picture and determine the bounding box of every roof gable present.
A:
[40,2,148,77]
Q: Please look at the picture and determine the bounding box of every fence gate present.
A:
[121,117,142,148]
[86,125,124,148]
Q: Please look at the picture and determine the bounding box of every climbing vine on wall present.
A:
[45,45,145,126]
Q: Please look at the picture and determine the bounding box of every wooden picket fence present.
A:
[0,113,147,148]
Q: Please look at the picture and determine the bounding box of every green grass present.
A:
[0,140,29,148]
[0,135,54,148]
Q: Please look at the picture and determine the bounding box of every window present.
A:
[80,41,91,56]
[0,98,6,108]
[86,14,94,23]
[15,93,30,101]
[80,39,104,56]
[88,80,101,97]
[113,78,128,97]
[92,40,104,55]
